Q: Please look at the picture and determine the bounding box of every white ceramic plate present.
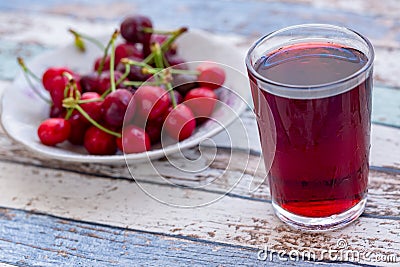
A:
[1,29,249,164]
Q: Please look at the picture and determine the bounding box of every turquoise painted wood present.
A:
[1,0,399,42]
[0,207,362,267]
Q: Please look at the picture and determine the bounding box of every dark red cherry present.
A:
[49,104,65,118]
[97,70,125,95]
[166,55,187,68]
[80,73,99,93]
[67,111,90,145]
[84,126,117,155]
[102,89,133,127]
[172,74,199,96]
[120,15,153,44]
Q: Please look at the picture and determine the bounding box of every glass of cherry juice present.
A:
[246,24,374,231]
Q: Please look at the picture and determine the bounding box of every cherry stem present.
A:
[123,80,165,87]
[109,30,119,93]
[68,28,104,51]
[97,29,118,75]
[142,27,180,35]
[78,98,103,104]
[152,43,177,109]
[17,57,42,83]
[17,57,51,104]
[166,82,177,108]
[119,59,131,81]
[64,108,74,120]
[74,105,121,138]
[152,68,199,75]
[143,27,188,64]
[99,58,127,99]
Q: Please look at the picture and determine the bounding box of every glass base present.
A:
[272,197,367,232]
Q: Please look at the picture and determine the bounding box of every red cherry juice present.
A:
[250,43,372,217]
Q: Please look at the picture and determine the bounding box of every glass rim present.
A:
[245,24,375,95]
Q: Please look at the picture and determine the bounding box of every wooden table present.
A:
[0,1,399,266]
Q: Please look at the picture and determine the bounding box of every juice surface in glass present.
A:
[252,43,372,218]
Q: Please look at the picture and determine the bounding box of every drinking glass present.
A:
[245,24,374,231]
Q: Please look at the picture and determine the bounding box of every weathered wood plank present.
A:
[0,207,366,267]
[0,161,398,266]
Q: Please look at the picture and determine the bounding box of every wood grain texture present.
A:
[0,207,367,267]
[0,160,398,266]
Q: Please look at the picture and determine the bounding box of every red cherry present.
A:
[196,62,226,90]
[49,104,65,118]
[80,92,103,123]
[42,67,73,91]
[134,86,170,121]
[116,125,150,153]
[94,56,111,72]
[102,89,133,128]
[166,55,187,68]
[164,104,196,141]
[67,111,90,145]
[144,115,165,144]
[80,73,99,93]
[120,15,153,44]
[115,43,142,64]
[84,126,117,155]
[97,71,125,95]
[48,76,69,108]
[37,118,71,146]
[183,87,217,118]
[48,76,82,108]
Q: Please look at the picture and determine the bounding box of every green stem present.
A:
[153,43,164,68]
[143,67,199,76]
[68,28,105,51]
[100,63,128,99]
[22,72,51,104]
[75,105,121,138]
[123,80,165,87]
[17,57,42,83]
[142,27,178,35]
[143,27,188,64]
[97,29,118,75]
[109,32,117,93]
[64,108,74,120]
[166,82,177,108]
[78,98,103,104]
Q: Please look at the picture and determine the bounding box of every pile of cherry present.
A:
[19,15,226,155]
